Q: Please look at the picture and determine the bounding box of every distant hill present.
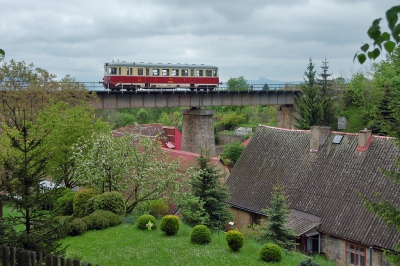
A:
[247,77,302,85]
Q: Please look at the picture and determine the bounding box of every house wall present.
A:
[321,234,390,266]
[230,207,252,231]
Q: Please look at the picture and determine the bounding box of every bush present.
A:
[85,195,100,216]
[69,218,87,236]
[73,188,99,218]
[297,258,321,266]
[93,191,126,215]
[259,243,283,262]
[150,199,168,217]
[160,215,180,236]
[83,210,122,230]
[136,214,157,230]
[225,230,244,252]
[56,190,75,216]
[190,225,212,245]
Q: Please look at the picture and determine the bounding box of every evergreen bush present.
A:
[93,191,126,215]
[56,190,75,216]
[69,218,87,236]
[297,258,321,266]
[136,214,157,230]
[225,230,244,252]
[150,199,168,217]
[85,195,100,216]
[190,225,212,245]
[259,243,283,262]
[83,210,121,230]
[160,215,180,236]
[73,188,99,218]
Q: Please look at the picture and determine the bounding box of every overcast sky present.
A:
[1,0,398,84]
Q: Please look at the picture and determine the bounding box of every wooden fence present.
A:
[1,246,102,266]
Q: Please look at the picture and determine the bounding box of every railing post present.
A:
[2,246,10,266]
[46,254,53,266]
[72,259,80,266]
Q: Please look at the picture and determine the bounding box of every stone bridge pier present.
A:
[181,108,216,156]
[278,104,296,129]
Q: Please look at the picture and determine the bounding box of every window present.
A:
[182,69,188,76]
[109,67,117,75]
[206,70,212,77]
[162,69,169,76]
[346,243,365,266]
[213,70,218,77]
[152,69,160,76]
[126,68,130,75]
[197,70,203,77]
[138,68,143,75]
[146,68,149,76]
[118,67,121,75]
[172,69,179,76]
[190,69,194,76]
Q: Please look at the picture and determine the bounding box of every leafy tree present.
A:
[222,141,245,167]
[0,112,65,255]
[0,60,95,127]
[259,183,296,249]
[136,108,150,124]
[189,151,233,231]
[262,83,270,91]
[220,112,246,130]
[72,133,185,214]
[355,5,400,64]
[36,101,110,188]
[227,76,249,91]
[294,58,324,129]
[0,49,4,61]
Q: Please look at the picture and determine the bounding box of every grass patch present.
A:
[61,222,336,266]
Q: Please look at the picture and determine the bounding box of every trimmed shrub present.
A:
[73,188,99,218]
[85,195,100,216]
[150,199,168,217]
[225,230,244,252]
[190,225,212,245]
[56,190,75,216]
[83,210,122,230]
[297,258,321,266]
[93,191,126,215]
[136,214,157,230]
[69,218,87,236]
[160,215,180,236]
[259,243,283,263]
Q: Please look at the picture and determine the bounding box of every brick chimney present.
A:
[356,128,372,151]
[310,126,330,152]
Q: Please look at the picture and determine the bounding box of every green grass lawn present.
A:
[61,222,336,266]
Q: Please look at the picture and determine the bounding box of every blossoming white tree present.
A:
[72,133,185,214]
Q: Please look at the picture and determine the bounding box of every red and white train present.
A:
[102,61,219,91]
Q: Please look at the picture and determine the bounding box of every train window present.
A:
[182,69,188,76]
[206,70,212,77]
[146,68,149,76]
[109,68,117,75]
[213,70,218,77]
[172,69,179,76]
[162,69,169,76]
[138,68,143,75]
[197,70,203,77]
[152,69,160,76]
[118,67,121,75]
[190,69,194,76]
[127,68,130,75]
[130,68,133,75]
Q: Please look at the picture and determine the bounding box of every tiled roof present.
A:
[286,210,322,236]
[226,125,400,251]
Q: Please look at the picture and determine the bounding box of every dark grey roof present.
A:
[226,125,400,251]
[287,210,322,236]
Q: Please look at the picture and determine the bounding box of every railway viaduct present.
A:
[91,89,300,155]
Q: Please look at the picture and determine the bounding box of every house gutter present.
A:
[228,203,266,216]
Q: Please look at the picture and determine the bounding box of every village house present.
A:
[226,125,400,266]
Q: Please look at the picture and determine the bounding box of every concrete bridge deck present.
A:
[91,89,301,109]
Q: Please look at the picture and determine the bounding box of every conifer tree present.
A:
[0,111,65,255]
[317,58,337,128]
[259,183,296,249]
[190,151,233,231]
[294,58,324,129]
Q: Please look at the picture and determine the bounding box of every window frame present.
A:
[346,243,366,266]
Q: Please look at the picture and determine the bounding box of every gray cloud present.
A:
[1,0,398,82]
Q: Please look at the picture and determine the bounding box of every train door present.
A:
[190,68,195,90]
[144,68,150,89]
